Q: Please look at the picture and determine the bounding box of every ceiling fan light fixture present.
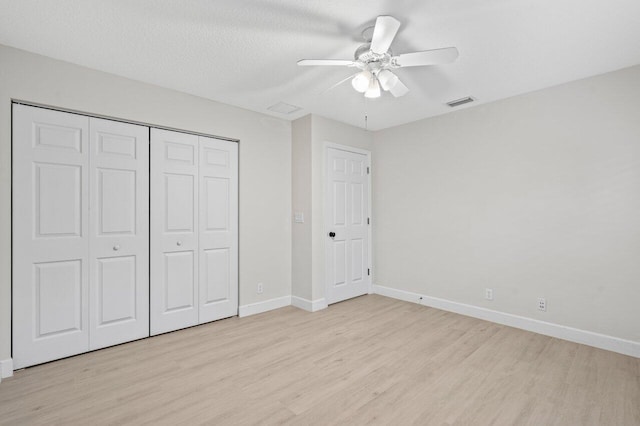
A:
[377,69,399,91]
[351,71,372,93]
[296,15,459,100]
[364,77,381,98]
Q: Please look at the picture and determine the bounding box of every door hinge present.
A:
[368,268,370,276]
[367,217,370,225]
[367,166,370,174]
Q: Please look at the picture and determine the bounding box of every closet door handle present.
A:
[176,240,182,246]
[113,244,120,251]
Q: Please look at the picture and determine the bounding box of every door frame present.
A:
[323,142,373,304]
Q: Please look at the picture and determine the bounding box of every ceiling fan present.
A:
[297,15,458,98]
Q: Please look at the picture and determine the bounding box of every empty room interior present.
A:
[0,1,639,424]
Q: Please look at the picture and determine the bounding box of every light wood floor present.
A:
[1,295,638,425]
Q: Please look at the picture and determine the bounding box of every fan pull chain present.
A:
[364,97,368,130]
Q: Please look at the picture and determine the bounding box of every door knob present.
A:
[113,244,120,251]
[177,240,182,246]
[329,232,336,238]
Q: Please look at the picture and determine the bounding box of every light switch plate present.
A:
[294,212,304,223]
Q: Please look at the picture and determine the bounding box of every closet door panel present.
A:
[165,251,196,310]
[12,105,90,369]
[89,118,149,350]
[199,137,238,323]
[150,129,199,335]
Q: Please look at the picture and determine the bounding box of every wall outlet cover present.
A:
[538,298,547,311]
[485,288,493,301]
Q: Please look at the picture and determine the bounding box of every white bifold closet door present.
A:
[149,130,199,334]
[13,106,90,369]
[198,137,239,323]
[12,105,149,369]
[89,118,149,350]
[150,129,238,335]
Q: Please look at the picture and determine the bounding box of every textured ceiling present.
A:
[1,0,639,130]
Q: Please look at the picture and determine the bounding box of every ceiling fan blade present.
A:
[297,59,355,66]
[370,16,401,54]
[389,79,409,97]
[393,47,459,67]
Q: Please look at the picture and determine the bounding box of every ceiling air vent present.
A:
[267,102,302,115]
[446,96,475,108]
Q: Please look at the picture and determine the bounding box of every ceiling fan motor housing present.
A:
[354,43,393,72]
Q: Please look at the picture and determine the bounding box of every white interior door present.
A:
[150,129,199,335]
[198,136,238,322]
[325,146,370,305]
[13,105,90,368]
[89,118,149,350]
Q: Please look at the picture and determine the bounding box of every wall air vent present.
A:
[446,96,475,108]
[267,102,302,115]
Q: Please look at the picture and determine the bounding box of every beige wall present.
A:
[0,45,292,361]
[291,115,313,300]
[373,65,640,343]
[4,40,638,365]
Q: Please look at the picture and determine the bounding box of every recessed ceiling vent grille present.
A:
[446,96,475,108]
[267,102,302,115]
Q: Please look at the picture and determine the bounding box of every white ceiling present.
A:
[1,0,639,130]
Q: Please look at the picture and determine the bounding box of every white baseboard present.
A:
[373,284,640,359]
[0,358,13,381]
[291,296,328,312]
[238,295,292,318]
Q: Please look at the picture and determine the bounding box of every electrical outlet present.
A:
[485,288,493,301]
[257,282,264,294]
[538,298,546,311]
